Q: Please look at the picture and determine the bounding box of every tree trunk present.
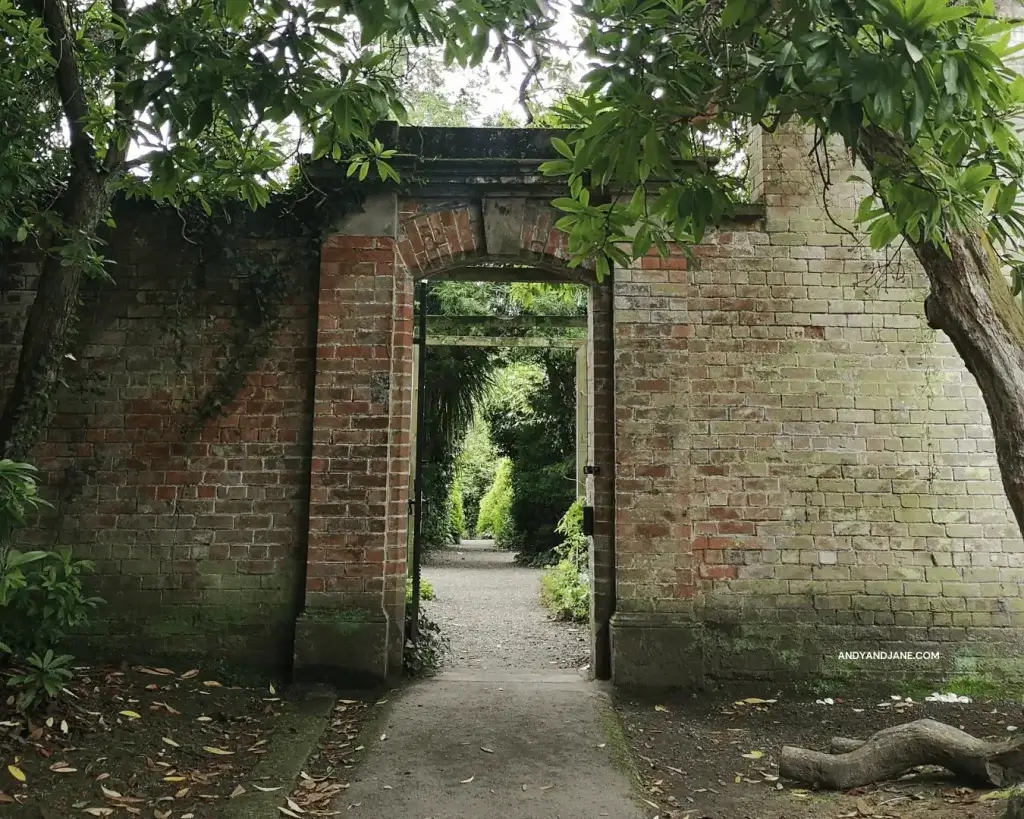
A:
[780,718,1024,790]
[0,170,110,458]
[1007,788,1024,819]
[910,230,1024,537]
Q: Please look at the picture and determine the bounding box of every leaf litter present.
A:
[0,663,299,817]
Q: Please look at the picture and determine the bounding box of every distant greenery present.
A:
[541,499,590,622]
[457,414,499,536]
[484,350,577,563]
[476,458,513,540]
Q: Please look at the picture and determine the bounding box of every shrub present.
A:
[404,576,436,603]
[0,460,101,711]
[540,499,590,622]
[475,458,512,539]
[403,608,449,677]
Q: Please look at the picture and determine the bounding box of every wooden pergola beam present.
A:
[427,335,585,348]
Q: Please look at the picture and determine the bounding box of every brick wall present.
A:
[610,126,1024,685]
[0,206,318,667]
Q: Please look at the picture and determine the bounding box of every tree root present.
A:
[779,719,1024,790]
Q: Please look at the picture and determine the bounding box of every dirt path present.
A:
[422,539,589,671]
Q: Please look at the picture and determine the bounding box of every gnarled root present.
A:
[780,719,1024,790]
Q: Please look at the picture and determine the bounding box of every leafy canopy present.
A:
[541,0,1024,286]
[1,0,552,256]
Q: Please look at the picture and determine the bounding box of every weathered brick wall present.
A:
[0,207,318,666]
[610,127,1024,685]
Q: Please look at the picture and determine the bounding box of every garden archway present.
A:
[293,128,615,684]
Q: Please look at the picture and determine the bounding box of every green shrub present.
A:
[0,460,101,711]
[476,458,512,539]
[540,499,590,622]
[405,576,436,603]
[485,350,577,562]
[404,608,449,677]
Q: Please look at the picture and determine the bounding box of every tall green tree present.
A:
[0,0,549,457]
[544,0,1024,537]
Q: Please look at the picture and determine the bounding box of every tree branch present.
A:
[104,0,133,172]
[33,0,96,170]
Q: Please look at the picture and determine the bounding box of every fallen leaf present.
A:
[196,716,213,723]
[654,705,669,713]
[162,737,179,748]
[100,785,122,799]
[231,785,245,798]
[83,809,114,817]
[203,747,234,756]
[53,767,78,773]
[278,809,301,819]
[61,720,69,733]
[460,776,475,784]
[480,747,494,754]
[856,797,874,816]
[119,711,141,720]
[270,683,277,695]
[8,765,25,783]
[0,794,14,804]
[202,681,222,688]
[180,669,200,679]
[286,797,305,813]
[163,777,186,783]
[741,751,763,760]
[380,734,387,741]
[253,785,282,792]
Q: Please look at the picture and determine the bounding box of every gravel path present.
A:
[422,539,590,671]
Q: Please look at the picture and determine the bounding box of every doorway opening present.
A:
[405,273,596,677]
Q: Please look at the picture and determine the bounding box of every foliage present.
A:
[542,0,1024,289]
[405,576,436,602]
[485,350,577,561]
[540,498,590,621]
[456,413,500,536]
[449,473,467,540]
[475,458,514,539]
[0,461,100,710]
[404,609,449,676]
[0,0,552,456]
[6,649,74,712]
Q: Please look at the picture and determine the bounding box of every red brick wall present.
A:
[0,207,318,666]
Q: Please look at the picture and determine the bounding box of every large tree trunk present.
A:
[0,170,109,458]
[911,230,1024,537]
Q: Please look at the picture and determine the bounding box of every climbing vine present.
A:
[169,181,361,434]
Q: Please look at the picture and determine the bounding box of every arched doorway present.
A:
[293,138,615,685]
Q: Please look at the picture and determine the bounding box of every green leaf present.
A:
[224,0,248,23]
[551,137,574,160]
[997,182,1018,215]
[943,58,959,95]
[983,182,1000,216]
[868,214,900,249]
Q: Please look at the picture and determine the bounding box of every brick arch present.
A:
[396,200,588,279]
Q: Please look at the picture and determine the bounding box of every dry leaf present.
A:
[100,785,123,799]
[162,737,179,748]
[480,747,494,754]
[202,681,222,688]
[231,785,245,798]
[654,705,669,712]
[278,809,301,819]
[119,711,141,720]
[196,716,212,723]
[0,794,14,804]
[203,747,234,756]
[155,811,171,819]
[253,785,282,792]
[83,809,114,817]
[286,797,305,813]
[460,775,475,784]
[180,669,200,679]
[53,767,77,773]
[174,787,189,798]
[741,751,763,759]
[380,734,387,741]
[7,765,25,783]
